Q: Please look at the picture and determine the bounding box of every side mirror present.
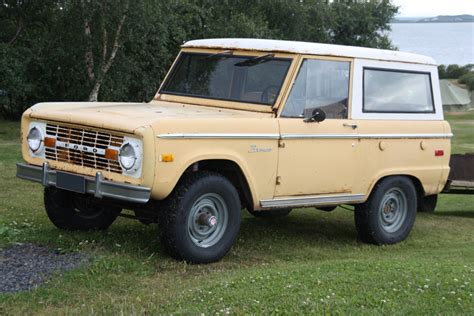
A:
[303,108,326,123]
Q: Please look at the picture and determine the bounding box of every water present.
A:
[389,23,474,65]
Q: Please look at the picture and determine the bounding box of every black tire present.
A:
[354,176,417,245]
[247,208,292,218]
[44,187,120,231]
[418,195,438,213]
[159,172,241,264]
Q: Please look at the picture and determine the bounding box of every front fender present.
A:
[151,138,279,207]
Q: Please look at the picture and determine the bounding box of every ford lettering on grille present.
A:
[55,140,106,155]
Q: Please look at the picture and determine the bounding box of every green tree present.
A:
[459,73,474,91]
[0,0,399,120]
[445,64,471,79]
[0,0,61,118]
[328,0,397,48]
[438,65,447,79]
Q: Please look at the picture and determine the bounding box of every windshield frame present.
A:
[156,48,297,113]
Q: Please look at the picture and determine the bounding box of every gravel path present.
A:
[0,243,87,293]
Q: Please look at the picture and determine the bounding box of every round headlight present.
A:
[119,143,137,170]
[27,127,44,152]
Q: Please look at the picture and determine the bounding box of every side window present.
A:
[281,59,350,119]
[363,68,435,113]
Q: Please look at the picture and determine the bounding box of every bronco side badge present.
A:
[248,145,272,153]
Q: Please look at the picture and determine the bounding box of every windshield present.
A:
[160,52,292,106]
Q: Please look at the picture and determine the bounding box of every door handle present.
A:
[343,123,358,130]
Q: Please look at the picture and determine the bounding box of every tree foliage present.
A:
[459,73,474,91]
[0,0,398,119]
[438,64,473,80]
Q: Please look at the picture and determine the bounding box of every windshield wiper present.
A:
[234,53,275,67]
[205,50,234,59]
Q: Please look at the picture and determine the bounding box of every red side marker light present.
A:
[435,150,444,157]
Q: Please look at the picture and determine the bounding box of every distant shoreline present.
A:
[392,21,474,24]
[392,14,474,24]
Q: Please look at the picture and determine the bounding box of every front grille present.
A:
[45,123,124,174]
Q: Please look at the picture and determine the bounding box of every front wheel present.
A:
[44,187,120,230]
[159,172,241,264]
[354,177,417,245]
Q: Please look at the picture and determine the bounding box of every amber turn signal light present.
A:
[44,137,56,148]
[160,153,174,162]
[105,148,119,161]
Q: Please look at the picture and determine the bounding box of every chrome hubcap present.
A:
[187,193,228,248]
[378,188,407,233]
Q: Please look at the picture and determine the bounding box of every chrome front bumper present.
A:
[16,162,151,204]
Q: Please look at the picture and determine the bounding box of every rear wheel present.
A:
[44,187,120,230]
[159,172,241,264]
[354,177,416,245]
[418,195,438,213]
[247,208,292,218]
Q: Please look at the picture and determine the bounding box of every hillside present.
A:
[393,14,474,23]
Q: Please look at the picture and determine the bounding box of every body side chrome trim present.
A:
[157,133,453,140]
[157,133,280,139]
[281,133,453,140]
[260,193,366,208]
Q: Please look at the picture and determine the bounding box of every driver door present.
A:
[275,56,358,197]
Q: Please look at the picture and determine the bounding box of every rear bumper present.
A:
[16,162,151,204]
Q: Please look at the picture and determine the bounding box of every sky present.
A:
[392,0,474,17]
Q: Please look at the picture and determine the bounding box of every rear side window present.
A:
[363,68,435,113]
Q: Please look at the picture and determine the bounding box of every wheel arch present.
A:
[190,159,254,210]
[155,158,256,210]
[366,174,425,204]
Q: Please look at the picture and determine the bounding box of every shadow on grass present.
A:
[434,211,474,218]
[28,209,359,265]
[241,210,356,242]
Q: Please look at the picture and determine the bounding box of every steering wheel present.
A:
[261,85,280,104]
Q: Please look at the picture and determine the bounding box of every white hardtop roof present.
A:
[182,38,437,65]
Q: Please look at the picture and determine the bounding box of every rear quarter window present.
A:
[363,68,435,113]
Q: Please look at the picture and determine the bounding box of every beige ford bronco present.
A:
[17,39,451,263]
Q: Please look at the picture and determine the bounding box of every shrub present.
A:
[439,64,473,80]
[459,73,474,91]
[438,65,447,79]
[446,64,471,79]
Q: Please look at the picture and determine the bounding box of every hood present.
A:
[28,100,272,133]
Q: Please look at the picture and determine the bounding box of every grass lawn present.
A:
[0,113,473,314]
